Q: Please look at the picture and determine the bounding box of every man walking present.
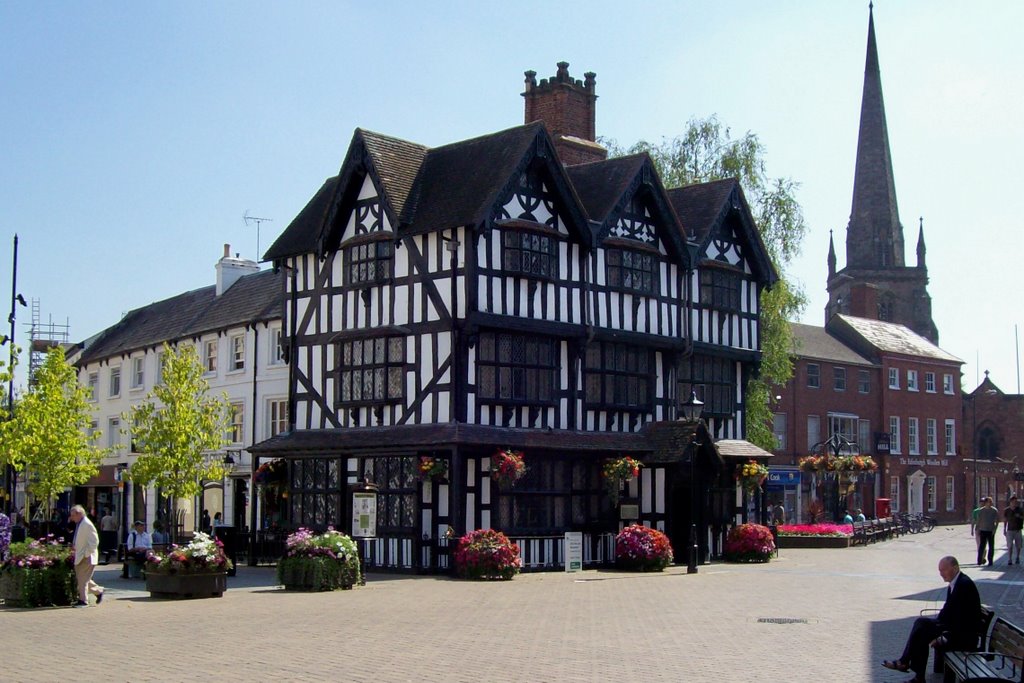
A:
[882,555,982,682]
[1005,495,1024,565]
[69,505,104,607]
[976,497,1000,567]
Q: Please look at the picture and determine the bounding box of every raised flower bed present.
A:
[776,524,853,549]
[0,534,76,607]
[144,531,231,599]
[277,527,361,591]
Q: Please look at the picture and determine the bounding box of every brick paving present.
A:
[3,525,1024,682]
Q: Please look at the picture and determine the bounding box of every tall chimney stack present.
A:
[522,62,607,166]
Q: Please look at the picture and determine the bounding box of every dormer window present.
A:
[606,247,656,295]
[501,227,558,279]
[344,238,393,286]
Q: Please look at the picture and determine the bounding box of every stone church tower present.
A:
[825,4,938,343]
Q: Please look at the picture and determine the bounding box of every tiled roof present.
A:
[263,176,338,261]
[666,178,737,242]
[834,314,962,362]
[714,439,774,460]
[564,154,647,222]
[403,123,545,232]
[361,129,429,221]
[77,269,282,365]
[790,322,875,366]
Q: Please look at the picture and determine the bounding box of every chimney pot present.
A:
[556,61,570,81]
[223,243,230,258]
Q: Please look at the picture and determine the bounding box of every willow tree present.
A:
[608,115,807,449]
[0,347,105,523]
[127,344,230,538]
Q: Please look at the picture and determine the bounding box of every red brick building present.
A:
[964,374,1024,517]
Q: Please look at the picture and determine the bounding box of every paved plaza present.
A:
[3,525,1024,682]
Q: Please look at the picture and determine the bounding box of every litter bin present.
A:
[213,525,237,576]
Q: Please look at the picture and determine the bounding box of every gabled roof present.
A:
[565,154,688,262]
[361,129,430,221]
[667,178,778,285]
[828,314,961,364]
[789,322,875,366]
[77,269,282,366]
[263,176,339,261]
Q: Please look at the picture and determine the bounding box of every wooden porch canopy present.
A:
[713,439,774,461]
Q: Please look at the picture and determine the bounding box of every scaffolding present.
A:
[26,298,70,386]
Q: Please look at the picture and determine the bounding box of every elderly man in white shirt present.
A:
[69,505,104,607]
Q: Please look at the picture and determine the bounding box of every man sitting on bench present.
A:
[881,555,981,683]
[124,520,152,578]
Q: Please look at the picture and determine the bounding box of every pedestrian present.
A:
[200,509,211,534]
[881,555,981,682]
[772,501,786,525]
[69,504,104,607]
[976,497,1000,566]
[1005,495,1024,565]
[99,508,118,564]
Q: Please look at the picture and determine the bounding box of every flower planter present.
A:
[0,566,76,607]
[145,571,227,599]
[278,556,358,591]
[776,535,851,549]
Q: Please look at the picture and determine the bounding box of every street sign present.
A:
[352,491,377,538]
[564,532,583,572]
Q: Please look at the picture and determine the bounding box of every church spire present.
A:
[827,229,837,278]
[916,216,926,268]
[846,3,905,270]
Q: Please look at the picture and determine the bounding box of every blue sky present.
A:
[1,1,1021,393]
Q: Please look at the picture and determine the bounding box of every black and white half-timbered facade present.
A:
[253,64,777,572]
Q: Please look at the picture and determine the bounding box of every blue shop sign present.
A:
[766,469,800,487]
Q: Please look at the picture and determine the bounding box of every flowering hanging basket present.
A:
[491,449,526,490]
[417,456,448,482]
[836,455,878,473]
[254,458,288,487]
[736,460,769,492]
[602,456,643,506]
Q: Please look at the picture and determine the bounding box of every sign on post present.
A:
[352,491,377,538]
[564,531,583,572]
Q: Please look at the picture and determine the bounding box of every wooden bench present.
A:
[928,605,994,674]
[852,520,877,545]
[944,613,1023,681]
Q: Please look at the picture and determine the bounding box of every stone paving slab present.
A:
[3,525,1023,682]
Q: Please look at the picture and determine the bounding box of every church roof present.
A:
[830,314,961,363]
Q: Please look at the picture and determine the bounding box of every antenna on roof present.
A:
[243,211,273,260]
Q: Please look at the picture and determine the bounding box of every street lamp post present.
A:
[681,391,704,575]
[811,433,855,521]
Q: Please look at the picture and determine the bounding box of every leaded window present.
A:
[338,336,406,405]
[677,354,735,416]
[344,239,393,286]
[288,458,342,529]
[495,459,614,534]
[476,331,556,405]
[502,229,557,279]
[699,267,741,311]
[584,342,652,410]
[362,456,417,533]
[606,248,656,294]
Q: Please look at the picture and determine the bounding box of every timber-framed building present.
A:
[252,63,778,571]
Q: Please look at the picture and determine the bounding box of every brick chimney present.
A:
[523,62,607,166]
[847,283,880,320]
[215,243,260,295]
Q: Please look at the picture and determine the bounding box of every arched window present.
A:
[978,426,1001,460]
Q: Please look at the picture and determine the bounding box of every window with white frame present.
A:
[807,363,820,389]
[858,419,871,454]
[227,402,244,444]
[890,416,902,454]
[807,415,820,451]
[107,416,121,450]
[946,476,955,511]
[268,399,289,438]
[926,418,937,455]
[204,340,218,374]
[943,373,954,394]
[87,372,98,401]
[890,476,900,512]
[907,370,919,391]
[888,367,899,389]
[270,327,285,365]
[230,334,245,372]
[772,413,787,451]
[156,351,165,385]
[131,357,145,390]
[908,417,919,455]
[858,369,870,394]
[926,476,936,512]
[833,367,846,392]
[109,367,121,398]
[945,419,956,455]
[925,372,936,393]
[87,420,98,438]
[828,414,860,453]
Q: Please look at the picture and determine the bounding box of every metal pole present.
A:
[687,438,698,574]
[973,396,979,512]
[4,235,18,514]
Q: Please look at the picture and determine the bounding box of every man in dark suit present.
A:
[882,555,982,682]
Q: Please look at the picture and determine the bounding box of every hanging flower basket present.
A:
[417,456,448,482]
[835,455,878,473]
[491,449,526,490]
[602,456,643,506]
[737,460,769,492]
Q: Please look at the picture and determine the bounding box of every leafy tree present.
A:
[607,115,807,450]
[127,344,230,537]
[0,347,105,521]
